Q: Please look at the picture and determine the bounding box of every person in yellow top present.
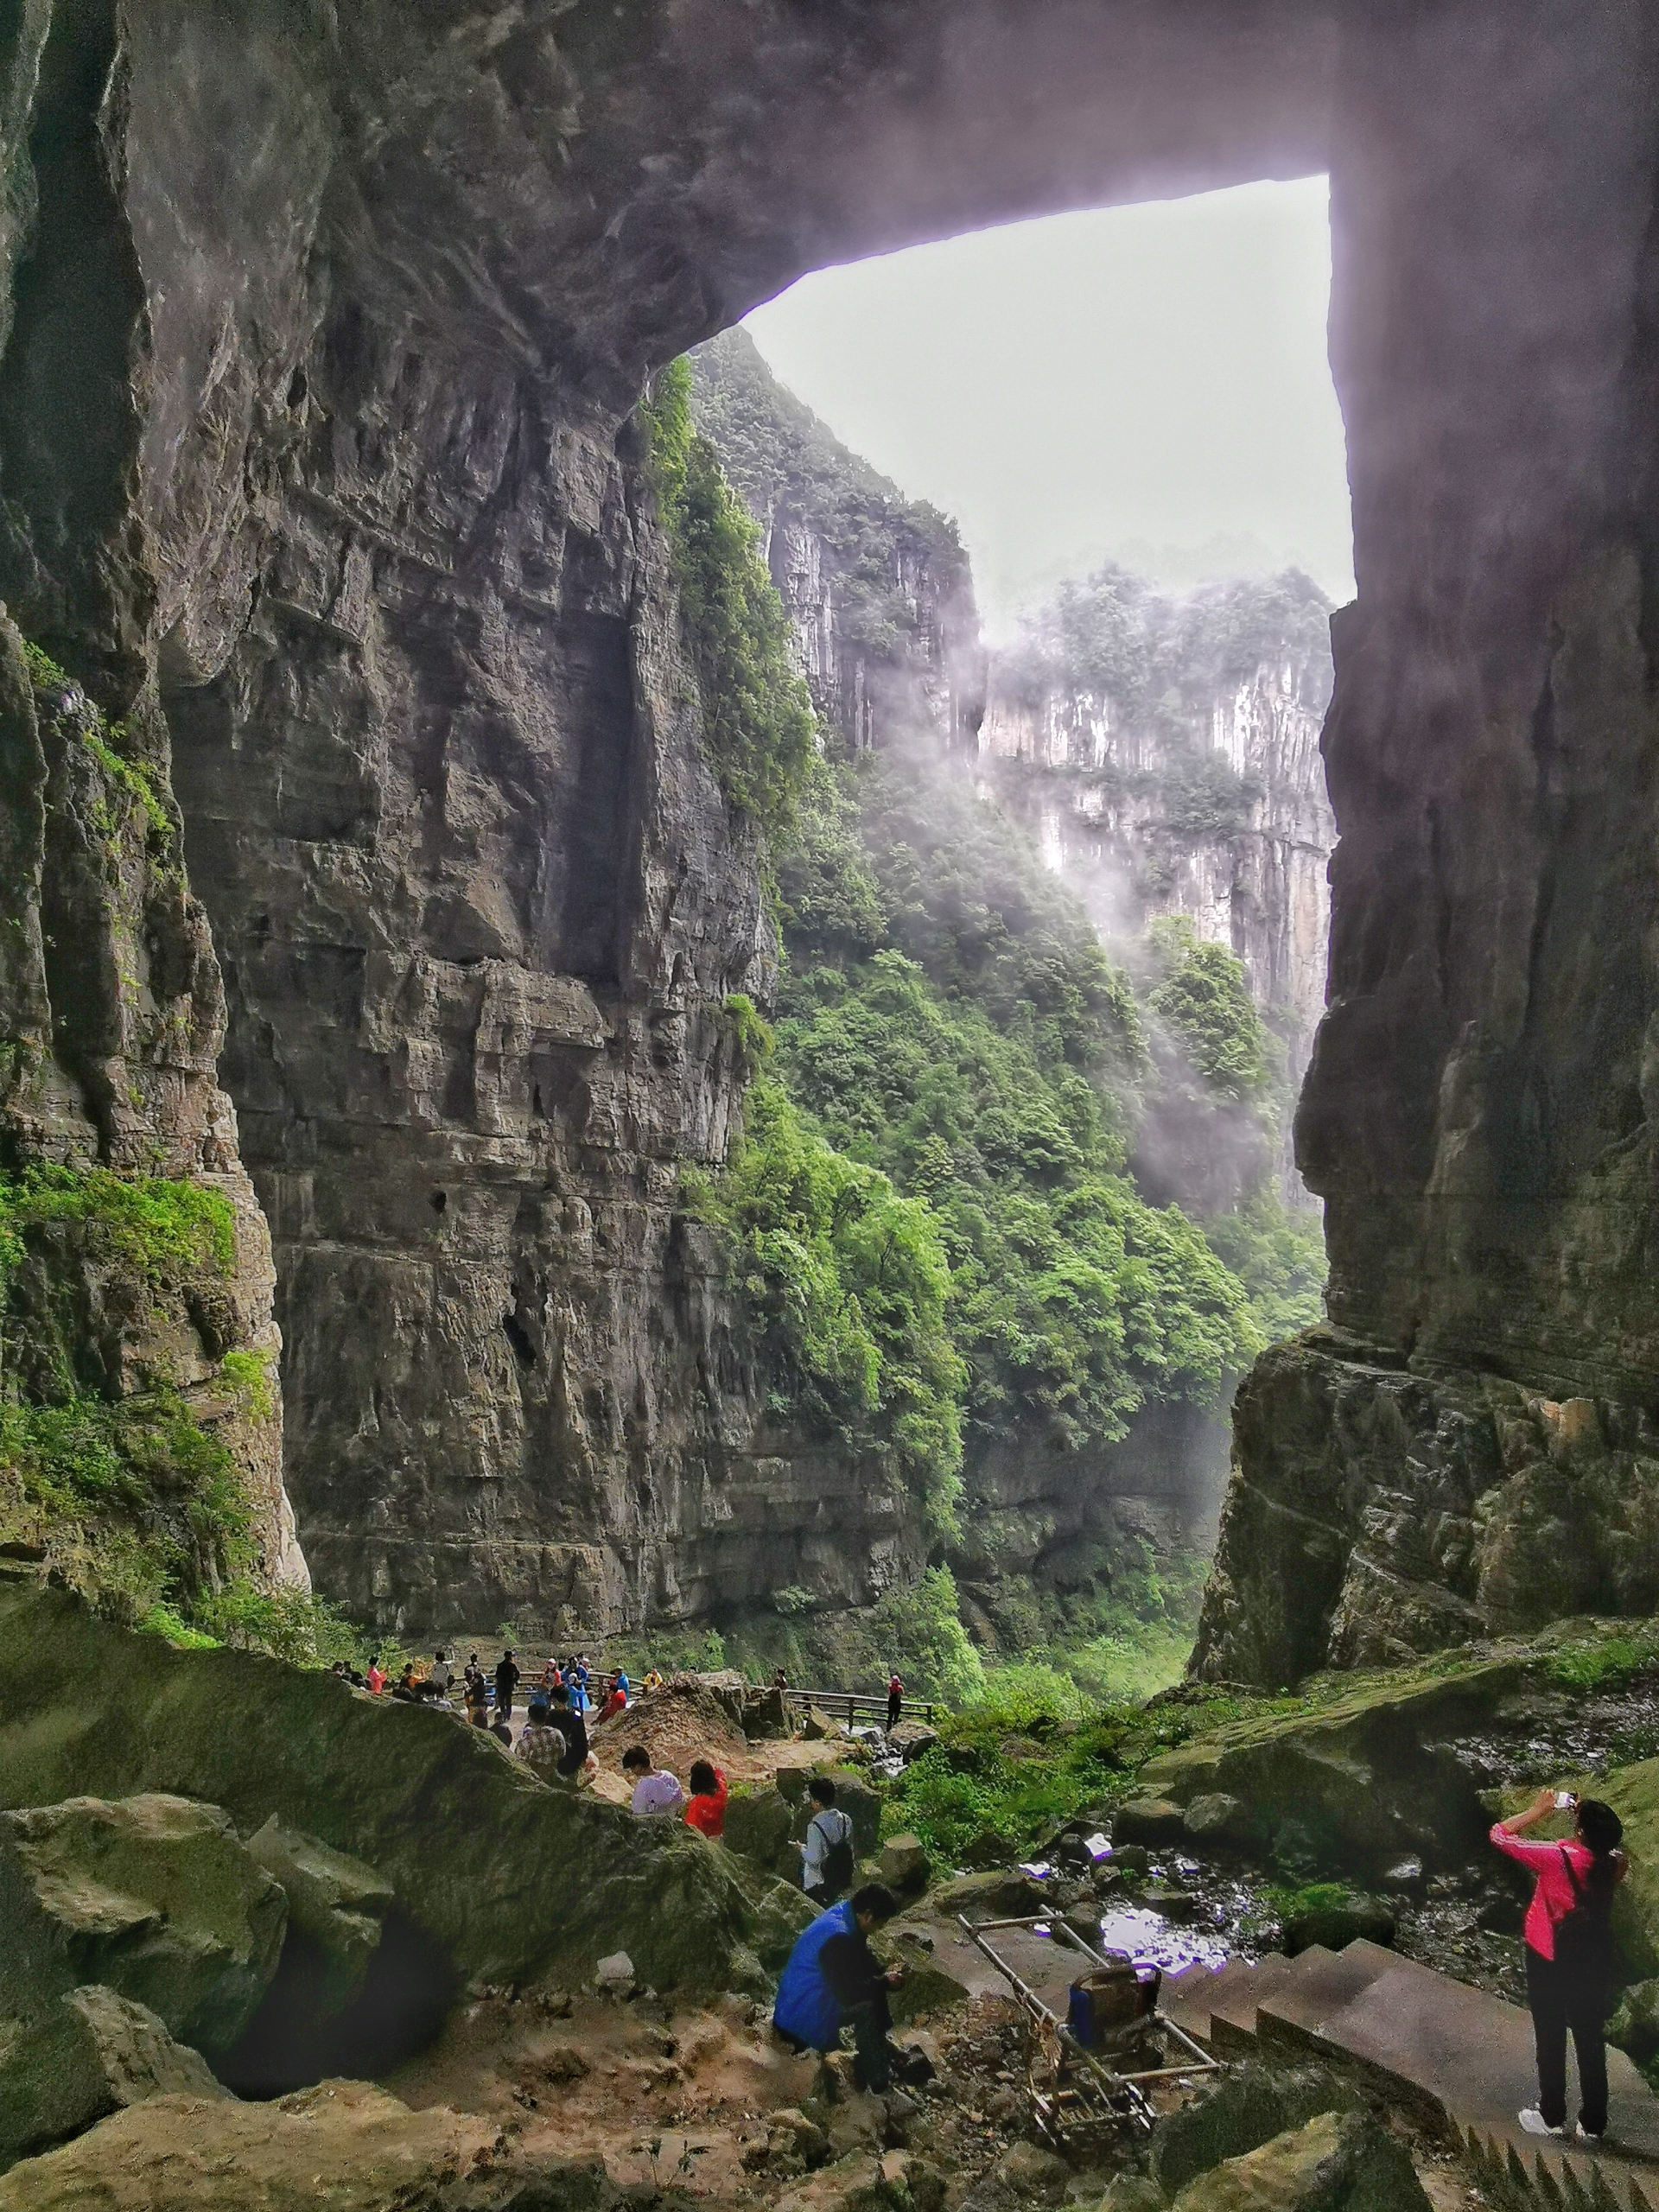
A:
[642,1668,664,1693]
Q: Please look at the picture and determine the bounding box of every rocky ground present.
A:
[11,1577,1659,2205]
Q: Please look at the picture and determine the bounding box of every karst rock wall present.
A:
[980,645,1335,1205]
[3,0,1654,1656]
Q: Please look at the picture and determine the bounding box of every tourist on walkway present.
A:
[685,1759,728,1838]
[515,1696,567,1782]
[600,1675,628,1724]
[801,1776,855,1903]
[466,1673,491,1727]
[549,1684,593,1783]
[1491,1786,1626,2141]
[773,1884,902,2090]
[365,1659,387,1695]
[887,1673,903,1731]
[494,1649,520,1723]
[429,1650,453,1700]
[623,1745,684,1815]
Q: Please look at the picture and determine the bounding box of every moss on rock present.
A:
[0,1573,809,1994]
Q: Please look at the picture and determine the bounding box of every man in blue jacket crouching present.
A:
[773,1884,904,2091]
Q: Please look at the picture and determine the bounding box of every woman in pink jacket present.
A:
[1490,1787,1625,2143]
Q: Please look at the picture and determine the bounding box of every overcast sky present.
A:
[743,177,1354,639]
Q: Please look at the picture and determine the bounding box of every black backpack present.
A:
[1555,1846,1617,2007]
[810,1812,855,1898]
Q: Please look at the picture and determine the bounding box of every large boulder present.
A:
[1168,2111,1431,2212]
[0,1986,227,2174]
[1113,1800,1187,1848]
[245,1818,393,2018]
[0,1796,286,2054]
[878,1837,930,1893]
[831,1780,882,1860]
[1138,1654,1532,1875]
[0,1574,810,1994]
[1150,2064,1357,2200]
[724,1789,803,1883]
[742,1686,791,1740]
[0,2081,618,2210]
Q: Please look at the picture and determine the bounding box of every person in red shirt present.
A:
[365,1661,386,1695]
[684,1759,728,1838]
[887,1674,903,1731]
[1490,1786,1626,2142]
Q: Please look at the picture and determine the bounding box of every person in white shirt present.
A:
[622,1745,685,1815]
[800,1775,855,1901]
[429,1650,453,1700]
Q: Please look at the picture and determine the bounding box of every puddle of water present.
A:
[1095,1904,1232,1974]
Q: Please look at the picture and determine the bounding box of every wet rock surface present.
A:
[0,1795,288,2056]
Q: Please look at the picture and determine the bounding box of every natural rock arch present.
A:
[1,0,1652,1658]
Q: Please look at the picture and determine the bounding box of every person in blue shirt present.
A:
[773,1885,902,2091]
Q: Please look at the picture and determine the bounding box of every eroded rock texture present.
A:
[3,0,1653,1650]
[1194,0,1659,1684]
[981,619,1335,1208]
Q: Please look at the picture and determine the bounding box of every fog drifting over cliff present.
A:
[743,177,1355,638]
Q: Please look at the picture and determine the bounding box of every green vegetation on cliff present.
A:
[0,1164,234,1290]
[689,327,969,671]
[0,1163,261,1630]
[1145,918,1270,1099]
[686,1071,966,1537]
[1001,562,1333,739]
[643,358,818,844]
[651,346,1325,1693]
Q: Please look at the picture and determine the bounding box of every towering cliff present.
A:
[980,567,1336,1211]
[688,344,1319,1679]
[1,0,1654,1688]
[689,331,982,754]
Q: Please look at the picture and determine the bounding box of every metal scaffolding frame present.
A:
[956,1912,1222,2151]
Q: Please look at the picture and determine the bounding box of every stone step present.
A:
[1207,1951,1306,2056]
[1463,2118,1659,2212]
[1159,1962,1225,2046]
[1160,1939,1659,2201]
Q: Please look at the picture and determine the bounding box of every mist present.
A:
[744,177,1354,636]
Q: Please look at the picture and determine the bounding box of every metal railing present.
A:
[781,1688,939,1726]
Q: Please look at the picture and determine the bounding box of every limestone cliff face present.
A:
[690,333,983,755]
[0,625,302,1598]
[5,0,1656,1669]
[162,334,921,1637]
[978,590,1335,1207]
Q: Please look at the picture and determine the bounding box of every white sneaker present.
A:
[1574,2123,1604,2144]
[1519,2109,1564,2138]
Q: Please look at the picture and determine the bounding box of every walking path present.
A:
[1163,1941,1659,2208]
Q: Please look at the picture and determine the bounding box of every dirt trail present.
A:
[582,1682,845,1807]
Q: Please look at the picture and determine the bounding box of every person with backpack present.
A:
[773,1884,904,2091]
[801,1776,856,1902]
[1491,1786,1627,2141]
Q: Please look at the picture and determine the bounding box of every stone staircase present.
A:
[1161,1942,1659,2212]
